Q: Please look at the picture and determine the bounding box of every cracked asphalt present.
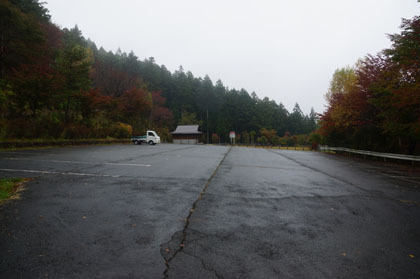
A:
[0,144,419,278]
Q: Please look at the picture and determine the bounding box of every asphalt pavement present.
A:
[0,144,419,278]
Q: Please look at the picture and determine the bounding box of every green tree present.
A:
[10,0,50,21]
[288,103,305,134]
[309,132,322,150]
[260,128,277,145]
[325,66,357,102]
[250,130,256,144]
[196,75,214,143]
[178,111,202,126]
[0,0,44,78]
[380,16,420,154]
[241,131,250,144]
[257,136,268,146]
[56,26,92,122]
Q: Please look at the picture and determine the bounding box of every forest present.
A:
[320,15,420,155]
[0,0,317,144]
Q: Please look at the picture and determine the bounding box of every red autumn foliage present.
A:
[151,91,173,126]
[117,87,153,130]
[10,61,62,116]
[80,88,113,119]
[92,59,140,97]
[320,16,420,154]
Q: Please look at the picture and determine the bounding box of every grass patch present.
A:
[0,178,30,204]
[320,150,337,154]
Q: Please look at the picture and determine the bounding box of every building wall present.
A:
[173,139,198,144]
[172,134,201,144]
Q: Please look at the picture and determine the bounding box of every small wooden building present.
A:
[171,125,202,144]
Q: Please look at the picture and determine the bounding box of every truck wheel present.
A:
[134,140,139,145]
[148,140,154,145]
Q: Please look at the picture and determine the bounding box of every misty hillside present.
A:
[0,0,316,144]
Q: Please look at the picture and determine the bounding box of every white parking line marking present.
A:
[103,162,151,167]
[0,168,121,178]
[1,158,151,167]
[0,151,59,155]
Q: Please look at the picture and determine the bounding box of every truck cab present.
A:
[146,130,160,145]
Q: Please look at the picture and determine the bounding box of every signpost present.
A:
[229,131,235,145]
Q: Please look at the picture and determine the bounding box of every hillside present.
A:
[0,0,316,144]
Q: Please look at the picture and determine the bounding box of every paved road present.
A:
[0,144,419,278]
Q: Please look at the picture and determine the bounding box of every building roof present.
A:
[171,125,202,134]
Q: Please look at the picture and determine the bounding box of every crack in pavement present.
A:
[266,149,420,206]
[268,149,392,192]
[181,250,224,279]
[204,193,385,200]
[224,164,315,172]
[266,149,374,195]
[160,146,231,278]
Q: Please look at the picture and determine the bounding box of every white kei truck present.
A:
[130,130,161,145]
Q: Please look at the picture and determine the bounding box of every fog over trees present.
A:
[0,0,317,143]
[2,0,418,153]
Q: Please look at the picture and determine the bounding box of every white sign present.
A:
[229,131,235,139]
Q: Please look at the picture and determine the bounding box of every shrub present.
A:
[212,133,219,144]
[109,122,132,138]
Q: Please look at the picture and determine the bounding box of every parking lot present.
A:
[0,144,419,278]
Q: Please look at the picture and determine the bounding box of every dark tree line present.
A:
[0,0,317,143]
[89,50,317,142]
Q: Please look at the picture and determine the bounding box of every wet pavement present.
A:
[0,144,419,278]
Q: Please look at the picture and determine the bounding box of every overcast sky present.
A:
[45,0,419,114]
